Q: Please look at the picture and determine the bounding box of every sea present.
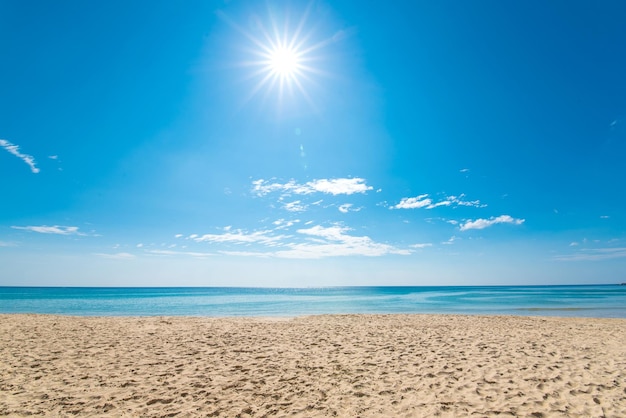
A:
[1,285,625,318]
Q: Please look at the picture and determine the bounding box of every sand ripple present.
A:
[1,314,625,417]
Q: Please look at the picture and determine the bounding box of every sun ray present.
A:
[221,2,338,112]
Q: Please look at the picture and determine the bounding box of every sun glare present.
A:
[226,4,334,110]
[269,47,300,78]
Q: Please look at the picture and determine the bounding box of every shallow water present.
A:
[1,285,625,317]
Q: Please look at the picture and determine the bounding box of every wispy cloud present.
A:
[283,200,307,212]
[392,194,485,210]
[338,203,352,213]
[393,194,431,209]
[459,215,525,231]
[553,247,626,261]
[0,139,40,173]
[411,243,432,249]
[189,223,410,259]
[271,225,410,258]
[147,249,214,258]
[94,252,136,260]
[272,219,300,230]
[252,178,373,196]
[11,225,85,235]
[442,236,459,245]
[220,250,273,257]
[189,229,287,246]
[0,241,17,247]
[338,203,361,213]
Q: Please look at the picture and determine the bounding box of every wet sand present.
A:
[1,314,625,417]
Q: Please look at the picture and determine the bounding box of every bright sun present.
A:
[269,47,300,78]
[229,5,332,109]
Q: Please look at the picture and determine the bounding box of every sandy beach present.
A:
[1,314,624,417]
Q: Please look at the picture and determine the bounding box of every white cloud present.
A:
[460,168,470,173]
[283,200,307,212]
[272,225,410,258]
[198,224,410,259]
[308,178,372,195]
[252,178,372,196]
[411,243,432,249]
[0,139,40,173]
[272,219,299,230]
[94,252,135,260]
[554,247,626,261]
[600,215,610,219]
[442,236,459,245]
[48,155,58,160]
[459,215,525,231]
[174,234,183,238]
[392,194,484,210]
[190,229,286,245]
[297,225,349,241]
[11,225,84,235]
[338,203,361,213]
[393,194,432,209]
[569,242,579,247]
[338,203,351,213]
[452,195,485,207]
[0,241,17,247]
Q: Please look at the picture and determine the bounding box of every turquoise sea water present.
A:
[1,285,625,318]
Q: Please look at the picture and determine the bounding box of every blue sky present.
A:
[1,0,625,286]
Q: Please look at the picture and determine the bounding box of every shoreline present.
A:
[2,314,625,416]
[2,310,625,319]
[2,285,624,319]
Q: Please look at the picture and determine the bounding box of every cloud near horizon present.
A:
[252,178,373,196]
[94,252,136,260]
[553,247,626,261]
[459,215,525,231]
[189,229,287,246]
[184,224,410,259]
[271,225,410,258]
[147,249,215,258]
[12,225,84,235]
[0,139,40,173]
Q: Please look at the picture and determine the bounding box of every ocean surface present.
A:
[1,285,625,318]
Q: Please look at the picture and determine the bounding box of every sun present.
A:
[225,4,333,110]
[253,33,311,103]
[269,46,301,79]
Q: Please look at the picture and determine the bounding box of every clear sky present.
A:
[1,0,625,286]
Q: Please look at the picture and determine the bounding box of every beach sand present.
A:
[1,314,624,417]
